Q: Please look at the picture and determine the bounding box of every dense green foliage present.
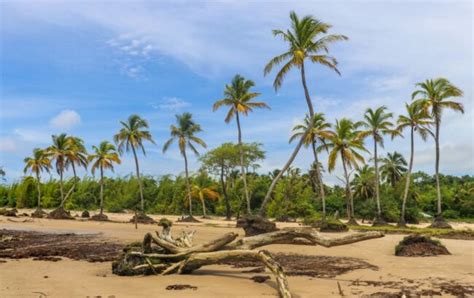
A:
[1,165,472,221]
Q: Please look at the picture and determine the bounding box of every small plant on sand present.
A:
[395,235,450,257]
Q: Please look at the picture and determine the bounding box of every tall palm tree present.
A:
[359,106,398,225]
[380,152,407,188]
[163,113,207,219]
[325,118,367,224]
[289,113,332,217]
[62,136,88,203]
[47,133,71,208]
[88,141,121,218]
[412,78,464,227]
[260,11,347,215]
[213,75,269,214]
[114,114,155,213]
[23,148,51,212]
[190,184,220,218]
[396,102,432,226]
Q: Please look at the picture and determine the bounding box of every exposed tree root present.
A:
[112,220,384,298]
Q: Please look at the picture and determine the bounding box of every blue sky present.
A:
[0,0,472,184]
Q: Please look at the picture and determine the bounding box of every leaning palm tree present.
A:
[190,184,220,218]
[88,141,121,220]
[23,148,51,216]
[114,114,155,215]
[163,113,207,220]
[213,75,269,214]
[289,113,332,217]
[412,78,464,228]
[62,136,88,203]
[396,102,432,227]
[380,152,407,188]
[325,118,367,225]
[359,106,398,225]
[260,11,348,216]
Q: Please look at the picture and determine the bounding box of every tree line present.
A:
[1,11,469,226]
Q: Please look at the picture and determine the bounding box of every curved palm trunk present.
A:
[399,126,415,226]
[220,166,231,220]
[300,62,315,116]
[434,120,442,216]
[341,154,353,220]
[259,129,309,216]
[235,112,251,214]
[183,150,193,217]
[201,196,207,218]
[99,165,104,216]
[35,171,42,209]
[311,141,326,217]
[373,138,382,218]
[131,146,145,213]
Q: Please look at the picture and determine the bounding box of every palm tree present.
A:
[260,11,347,215]
[396,102,432,226]
[359,106,398,225]
[47,133,71,208]
[380,152,407,188]
[213,75,269,214]
[88,141,121,218]
[325,118,367,224]
[23,148,51,213]
[163,113,207,219]
[62,136,88,202]
[114,114,155,214]
[190,184,220,218]
[289,113,332,217]
[352,165,375,201]
[412,78,464,227]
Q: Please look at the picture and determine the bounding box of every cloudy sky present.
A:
[0,0,472,184]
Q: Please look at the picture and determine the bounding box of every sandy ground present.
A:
[1,210,473,297]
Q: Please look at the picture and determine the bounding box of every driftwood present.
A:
[113,223,384,298]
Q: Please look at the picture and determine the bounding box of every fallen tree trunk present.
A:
[112,221,384,298]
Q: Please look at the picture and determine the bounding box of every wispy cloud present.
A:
[0,138,16,152]
[150,97,191,111]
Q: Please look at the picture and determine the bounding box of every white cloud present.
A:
[0,138,16,152]
[13,128,50,143]
[49,109,81,130]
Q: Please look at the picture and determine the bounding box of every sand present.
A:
[1,210,473,297]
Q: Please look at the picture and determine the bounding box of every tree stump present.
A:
[236,215,278,236]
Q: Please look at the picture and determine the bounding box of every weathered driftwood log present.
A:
[113,223,384,298]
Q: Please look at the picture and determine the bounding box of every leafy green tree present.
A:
[261,11,348,216]
[114,114,155,213]
[325,118,367,224]
[380,152,407,188]
[396,102,433,226]
[23,148,51,211]
[359,106,398,224]
[88,141,121,217]
[163,113,206,219]
[213,75,268,214]
[290,113,332,217]
[412,78,464,226]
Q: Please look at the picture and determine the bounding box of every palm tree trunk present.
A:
[59,168,65,207]
[235,112,251,214]
[341,154,353,219]
[300,62,315,116]
[131,146,145,213]
[35,171,41,209]
[434,120,442,216]
[99,165,104,216]
[201,197,207,218]
[259,128,309,216]
[373,138,382,218]
[400,126,414,226]
[311,141,326,217]
[183,149,193,217]
[220,166,231,220]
